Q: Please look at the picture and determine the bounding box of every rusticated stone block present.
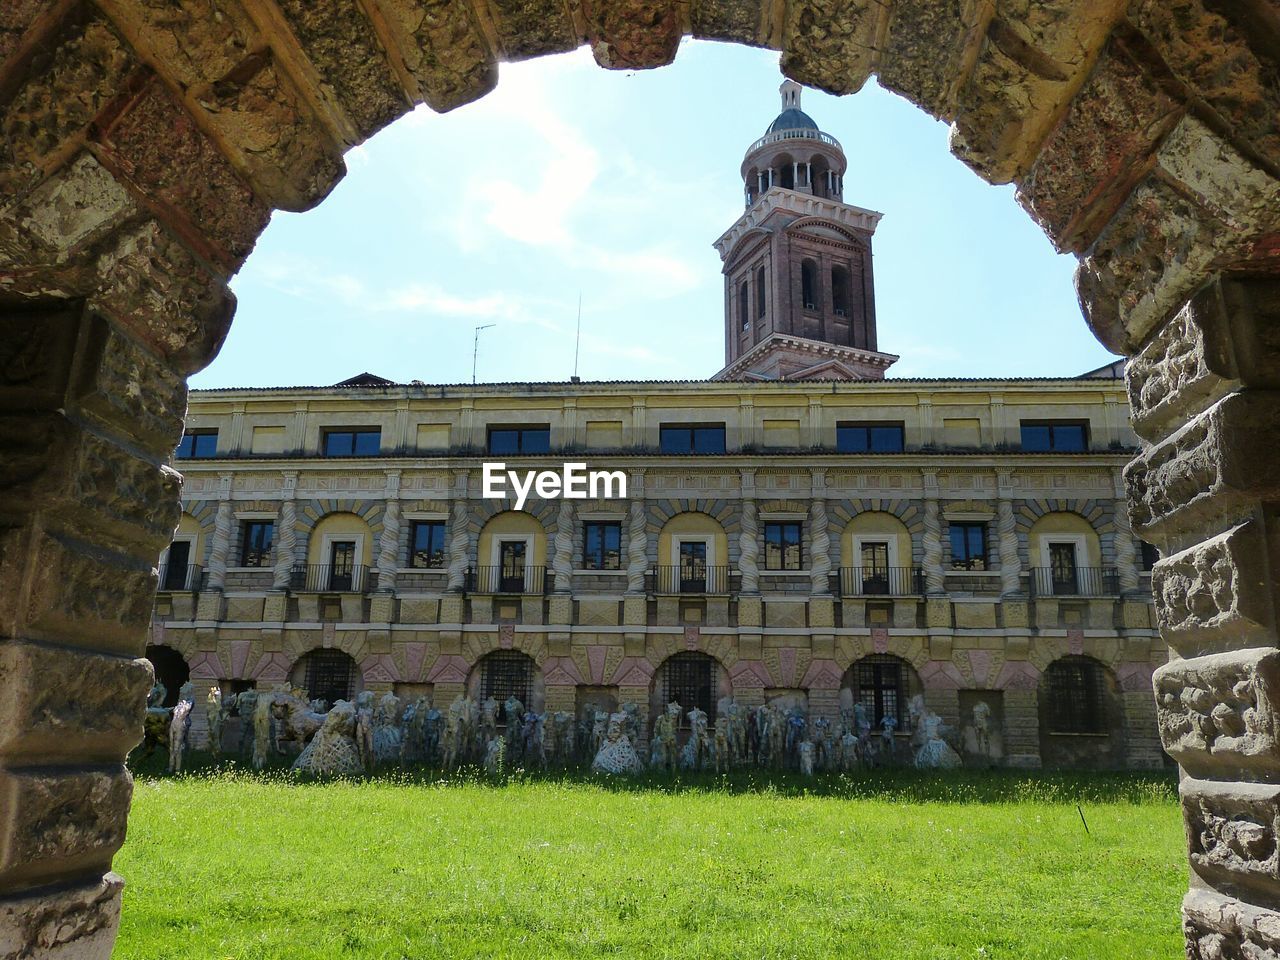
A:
[0,766,132,888]
[0,1,54,65]
[61,430,182,548]
[780,0,881,96]
[1220,277,1280,388]
[95,81,270,270]
[1125,391,1280,551]
[1182,777,1280,899]
[951,0,1127,184]
[97,0,345,211]
[876,0,987,119]
[690,0,766,47]
[1183,888,1280,960]
[0,13,135,201]
[273,0,408,141]
[1153,648,1280,779]
[399,597,439,623]
[582,0,680,69]
[90,220,234,375]
[1157,117,1280,234]
[0,871,123,958]
[1130,0,1280,171]
[0,304,79,411]
[374,0,496,111]
[1017,41,1183,253]
[0,642,150,764]
[484,0,579,62]
[1154,520,1276,656]
[1076,176,1228,355]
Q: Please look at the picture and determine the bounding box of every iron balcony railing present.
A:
[467,565,548,595]
[838,566,924,598]
[157,564,202,592]
[1030,566,1120,598]
[291,563,372,594]
[650,565,734,595]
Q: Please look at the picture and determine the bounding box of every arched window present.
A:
[1043,656,1108,734]
[479,650,536,722]
[780,162,795,189]
[659,651,716,721]
[844,654,916,727]
[739,280,750,330]
[299,648,357,707]
[755,266,766,320]
[145,645,189,708]
[831,265,851,319]
[801,259,817,311]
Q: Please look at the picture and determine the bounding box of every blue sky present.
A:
[197,40,1120,389]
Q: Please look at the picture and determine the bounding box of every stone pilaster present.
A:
[271,471,298,591]
[552,498,574,593]
[626,469,648,594]
[1111,468,1141,595]
[996,470,1022,596]
[375,470,401,592]
[446,470,470,592]
[808,468,830,595]
[921,471,944,595]
[739,469,759,594]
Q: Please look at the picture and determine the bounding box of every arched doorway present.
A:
[144,645,190,708]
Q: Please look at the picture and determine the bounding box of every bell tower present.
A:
[713,81,898,381]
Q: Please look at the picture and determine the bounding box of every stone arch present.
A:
[830,499,922,568]
[289,648,361,707]
[144,644,190,708]
[466,649,544,716]
[3,3,1279,954]
[650,650,731,729]
[839,653,922,729]
[787,216,868,248]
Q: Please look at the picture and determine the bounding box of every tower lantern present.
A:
[714,81,898,382]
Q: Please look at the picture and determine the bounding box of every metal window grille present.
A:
[481,651,534,722]
[304,649,355,707]
[1046,657,1107,734]
[853,655,906,727]
[661,652,715,722]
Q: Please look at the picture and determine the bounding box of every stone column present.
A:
[808,468,831,595]
[626,469,648,594]
[205,476,234,591]
[1110,467,1141,595]
[921,471,945,595]
[552,497,574,593]
[1125,278,1280,952]
[446,475,470,593]
[738,489,759,594]
[375,470,401,592]
[271,472,298,591]
[996,470,1021,597]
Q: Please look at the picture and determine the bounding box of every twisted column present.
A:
[922,495,944,595]
[553,498,574,592]
[997,500,1021,596]
[272,499,297,590]
[1112,469,1141,593]
[627,499,648,593]
[739,499,759,593]
[376,499,401,590]
[446,499,470,592]
[206,497,233,591]
[809,499,831,595]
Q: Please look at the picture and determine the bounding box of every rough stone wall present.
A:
[2,0,1280,956]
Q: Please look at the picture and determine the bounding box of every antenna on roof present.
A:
[472,323,495,385]
[571,292,582,383]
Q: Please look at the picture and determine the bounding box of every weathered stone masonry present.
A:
[2,1,1280,957]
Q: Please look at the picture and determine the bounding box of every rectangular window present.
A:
[1020,420,1088,452]
[836,422,905,453]
[409,520,446,569]
[659,423,726,454]
[322,428,381,456]
[949,522,987,571]
[487,426,551,455]
[764,522,802,570]
[175,430,218,459]
[240,520,274,567]
[582,521,622,570]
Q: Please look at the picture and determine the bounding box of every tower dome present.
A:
[741,80,847,207]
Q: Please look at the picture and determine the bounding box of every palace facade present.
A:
[149,83,1165,770]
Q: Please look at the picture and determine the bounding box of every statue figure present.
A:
[372,693,404,765]
[400,699,420,762]
[798,739,815,777]
[590,710,608,759]
[483,735,506,774]
[443,696,470,769]
[269,689,328,755]
[914,708,963,770]
[853,701,872,748]
[681,706,710,771]
[764,705,785,769]
[168,697,193,773]
[504,696,525,759]
[206,687,226,759]
[907,694,928,751]
[355,691,376,772]
[310,698,328,713]
[555,711,576,764]
[479,697,500,753]
[971,701,992,757]
[746,706,763,766]
[785,708,807,762]
[650,701,681,772]
[879,713,898,763]
[728,703,748,767]
[523,711,547,769]
[813,716,832,771]
[147,680,167,709]
[293,701,363,777]
[621,702,642,747]
[236,689,259,758]
[839,730,860,771]
[422,702,443,765]
[713,715,731,773]
[591,711,643,774]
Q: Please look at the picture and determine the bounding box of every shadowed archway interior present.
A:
[2,1,1279,956]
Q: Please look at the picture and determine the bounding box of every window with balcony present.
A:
[659,424,726,454]
[487,425,551,455]
[409,520,446,569]
[764,522,802,570]
[836,422,904,453]
[583,521,622,570]
[1020,420,1089,452]
[175,430,217,459]
[240,520,274,567]
[322,428,381,456]
[949,522,987,570]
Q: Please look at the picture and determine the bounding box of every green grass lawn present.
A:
[114,761,1185,960]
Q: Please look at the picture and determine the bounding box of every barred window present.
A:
[302,649,356,708]
[660,652,715,722]
[849,654,908,727]
[479,650,534,723]
[1044,656,1107,734]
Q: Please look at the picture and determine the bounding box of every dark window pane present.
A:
[177,432,218,459]
[869,426,904,452]
[836,426,869,452]
[764,522,802,570]
[584,522,622,570]
[352,430,381,455]
[241,521,274,567]
[521,428,550,454]
[488,429,519,455]
[950,522,987,570]
[1052,424,1086,452]
[410,521,445,568]
[660,427,692,454]
[1020,424,1051,451]
[693,426,726,454]
[175,435,193,458]
[1139,541,1159,572]
[323,431,353,456]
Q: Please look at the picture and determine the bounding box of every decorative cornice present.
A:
[714,334,899,382]
[713,188,882,259]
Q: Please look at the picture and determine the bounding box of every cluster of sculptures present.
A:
[155,682,978,779]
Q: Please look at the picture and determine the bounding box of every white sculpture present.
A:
[372,692,403,765]
[293,701,364,777]
[713,715,731,773]
[206,686,226,759]
[355,691,375,772]
[650,702,680,772]
[681,706,710,771]
[972,701,992,758]
[591,711,643,774]
[879,714,898,762]
[798,740,815,777]
[168,697,193,773]
[483,735,506,774]
[914,708,963,770]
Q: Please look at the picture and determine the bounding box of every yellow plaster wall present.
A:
[307,513,375,566]
[1028,512,1101,567]
[477,511,547,567]
[842,512,913,567]
[658,513,729,566]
